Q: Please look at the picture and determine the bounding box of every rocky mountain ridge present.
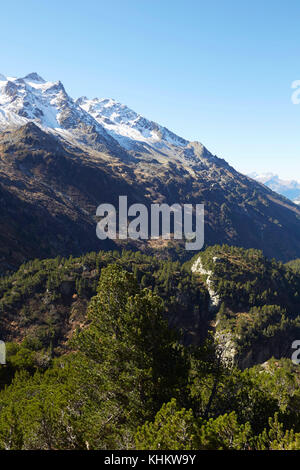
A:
[0,73,300,270]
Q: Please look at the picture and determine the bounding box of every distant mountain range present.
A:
[0,72,300,271]
[249,172,300,204]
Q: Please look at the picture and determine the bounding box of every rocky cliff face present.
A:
[192,254,236,366]
[190,246,300,369]
[191,256,221,311]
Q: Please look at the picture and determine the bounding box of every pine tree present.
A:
[71,264,189,448]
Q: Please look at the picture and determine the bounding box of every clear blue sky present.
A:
[1,0,300,180]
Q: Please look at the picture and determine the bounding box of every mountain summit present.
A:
[0,73,213,167]
[23,72,46,83]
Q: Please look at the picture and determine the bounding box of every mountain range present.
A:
[0,72,300,272]
[249,172,300,204]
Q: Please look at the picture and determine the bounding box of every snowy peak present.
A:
[0,74,112,140]
[77,96,188,150]
[0,74,71,129]
[23,73,46,83]
[0,72,209,165]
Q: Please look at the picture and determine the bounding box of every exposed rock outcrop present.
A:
[191,256,220,311]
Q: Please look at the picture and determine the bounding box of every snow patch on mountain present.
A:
[76,96,188,151]
[0,72,211,168]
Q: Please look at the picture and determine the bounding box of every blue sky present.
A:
[1,0,300,180]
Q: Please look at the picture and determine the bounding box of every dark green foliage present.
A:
[192,245,300,363]
[198,245,300,314]
[0,249,208,353]
[286,258,300,274]
[1,247,300,449]
[135,399,199,450]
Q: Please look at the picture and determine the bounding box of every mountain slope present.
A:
[0,73,300,271]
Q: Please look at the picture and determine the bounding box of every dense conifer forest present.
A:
[1,246,300,449]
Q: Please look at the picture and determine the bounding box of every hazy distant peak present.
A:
[249,172,300,203]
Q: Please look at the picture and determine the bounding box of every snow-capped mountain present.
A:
[0,72,124,153]
[0,72,201,164]
[1,72,300,270]
[249,172,300,204]
[76,96,188,150]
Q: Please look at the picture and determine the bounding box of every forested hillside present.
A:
[1,247,300,449]
[0,249,209,351]
[191,245,300,368]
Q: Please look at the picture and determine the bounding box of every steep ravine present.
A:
[191,255,237,366]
